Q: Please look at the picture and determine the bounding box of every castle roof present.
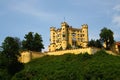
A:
[116,41,120,46]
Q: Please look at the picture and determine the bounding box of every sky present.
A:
[0,0,120,51]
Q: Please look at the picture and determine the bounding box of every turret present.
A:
[61,22,69,50]
[61,22,69,27]
[50,27,56,31]
[50,27,56,44]
[81,24,88,47]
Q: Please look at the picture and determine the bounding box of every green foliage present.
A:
[66,43,72,49]
[100,27,114,50]
[22,32,44,52]
[22,32,34,51]
[12,50,120,80]
[88,39,96,47]
[14,37,22,50]
[2,37,20,62]
[33,33,44,52]
[56,47,63,51]
[0,37,24,80]
[88,39,102,48]
[95,39,103,48]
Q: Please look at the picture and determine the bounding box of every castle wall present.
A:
[31,51,45,59]
[19,51,45,63]
[19,51,32,63]
[19,48,99,63]
[47,48,98,55]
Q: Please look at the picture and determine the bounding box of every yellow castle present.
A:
[48,22,89,51]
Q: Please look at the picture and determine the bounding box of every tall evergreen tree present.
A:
[22,32,34,50]
[33,33,44,52]
[22,32,44,52]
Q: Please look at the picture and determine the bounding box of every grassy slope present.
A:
[12,50,120,80]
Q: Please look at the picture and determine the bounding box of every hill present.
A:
[12,50,120,80]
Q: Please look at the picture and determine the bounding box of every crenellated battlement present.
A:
[50,27,56,31]
[82,24,88,29]
[61,22,69,27]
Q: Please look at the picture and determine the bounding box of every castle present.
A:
[19,22,120,63]
[48,22,89,51]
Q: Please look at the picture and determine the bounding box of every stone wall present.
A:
[47,48,98,55]
[20,48,99,63]
[19,51,32,63]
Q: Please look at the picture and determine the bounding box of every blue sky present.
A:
[0,0,120,51]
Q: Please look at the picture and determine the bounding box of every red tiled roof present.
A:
[116,41,120,46]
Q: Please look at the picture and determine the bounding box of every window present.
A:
[81,38,83,42]
[83,38,85,41]
[78,38,80,41]
[80,34,82,37]
[63,34,65,37]
[53,35,55,39]
[72,33,76,37]
[53,40,55,43]
[83,34,84,37]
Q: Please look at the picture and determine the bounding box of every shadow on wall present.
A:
[19,51,45,63]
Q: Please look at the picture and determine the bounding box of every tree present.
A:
[2,37,20,62]
[88,39,96,47]
[95,39,102,48]
[22,32,44,52]
[14,37,22,50]
[100,27,114,49]
[33,33,44,52]
[22,32,34,50]
[88,39,102,48]
[0,37,24,79]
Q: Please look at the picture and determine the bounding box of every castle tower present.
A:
[49,27,56,51]
[50,27,56,44]
[81,24,89,47]
[61,22,69,50]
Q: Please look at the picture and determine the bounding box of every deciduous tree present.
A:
[0,37,24,79]
[99,27,114,49]
[88,39,102,48]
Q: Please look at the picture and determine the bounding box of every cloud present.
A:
[113,4,120,11]
[114,32,120,41]
[112,4,120,27]
[112,15,120,27]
